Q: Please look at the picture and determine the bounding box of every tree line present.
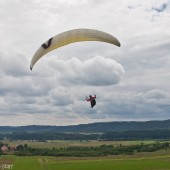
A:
[14,142,170,157]
[1,129,170,141]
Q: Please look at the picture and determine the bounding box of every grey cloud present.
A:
[93,88,170,120]
[152,3,168,13]
[134,89,170,110]
[0,75,50,97]
[50,56,125,86]
[0,0,170,125]
[48,87,75,106]
[0,50,30,77]
[137,89,167,100]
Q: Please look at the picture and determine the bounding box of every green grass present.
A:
[12,156,41,170]
[1,140,170,170]
[1,152,170,170]
[48,158,170,170]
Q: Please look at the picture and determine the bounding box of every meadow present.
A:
[0,140,170,170]
[0,151,170,170]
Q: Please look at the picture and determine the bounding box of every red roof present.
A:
[1,145,8,152]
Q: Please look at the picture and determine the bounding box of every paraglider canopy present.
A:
[30,28,121,70]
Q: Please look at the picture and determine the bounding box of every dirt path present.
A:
[38,157,48,170]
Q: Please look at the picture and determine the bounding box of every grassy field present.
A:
[47,157,170,170]
[1,140,170,170]
[3,140,164,149]
[1,152,170,170]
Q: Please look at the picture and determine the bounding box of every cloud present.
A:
[48,56,125,86]
[48,87,75,106]
[0,48,124,122]
[152,2,169,13]
[86,88,170,121]
[0,0,170,125]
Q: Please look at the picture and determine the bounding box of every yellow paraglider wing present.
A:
[30,29,121,70]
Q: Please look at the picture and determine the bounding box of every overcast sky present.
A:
[0,0,170,126]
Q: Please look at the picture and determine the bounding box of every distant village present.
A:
[0,139,37,154]
[1,144,17,153]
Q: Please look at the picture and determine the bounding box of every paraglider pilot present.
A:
[86,94,96,108]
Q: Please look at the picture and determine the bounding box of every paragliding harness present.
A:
[86,94,96,108]
[91,98,96,108]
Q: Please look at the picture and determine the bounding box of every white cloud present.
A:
[48,56,125,86]
[0,0,170,125]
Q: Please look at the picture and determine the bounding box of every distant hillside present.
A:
[0,119,170,133]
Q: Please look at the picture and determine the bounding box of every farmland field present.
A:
[1,140,170,170]
[3,140,166,149]
[1,149,170,170]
